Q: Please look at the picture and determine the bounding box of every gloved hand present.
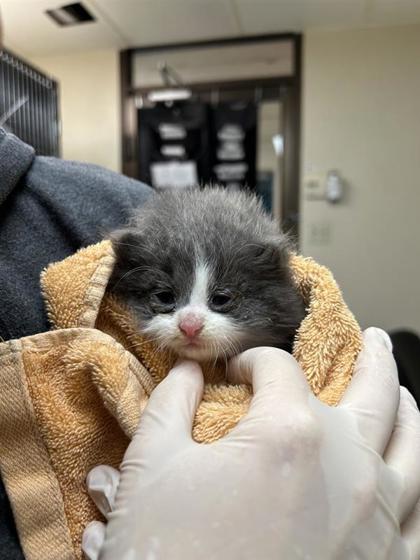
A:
[82,328,420,560]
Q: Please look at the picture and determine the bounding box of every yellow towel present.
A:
[0,241,362,560]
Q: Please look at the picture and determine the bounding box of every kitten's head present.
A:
[109,187,305,362]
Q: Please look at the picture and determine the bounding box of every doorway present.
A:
[120,34,301,238]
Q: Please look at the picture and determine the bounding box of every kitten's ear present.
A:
[257,243,283,262]
[242,236,291,264]
[265,233,293,262]
[109,227,144,266]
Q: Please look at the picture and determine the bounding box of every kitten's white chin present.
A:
[175,344,216,362]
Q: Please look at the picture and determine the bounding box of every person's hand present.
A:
[82,328,420,560]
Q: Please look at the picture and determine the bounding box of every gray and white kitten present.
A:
[109,187,305,362]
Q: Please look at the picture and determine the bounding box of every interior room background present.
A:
[1,0,420,338]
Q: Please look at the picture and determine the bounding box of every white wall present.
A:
[25,26,420,334]
[31,49,121,172]
[301,24,420,333]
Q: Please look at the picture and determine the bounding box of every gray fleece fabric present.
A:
[0,128,151,558]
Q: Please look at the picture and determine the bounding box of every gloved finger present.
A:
[81,520,106,560]
[384,387,420,523]
[401,497,420,559]
[86,465,120,517]
[226,347,313,439]
[125,360,204,463]
[339,327,400,454]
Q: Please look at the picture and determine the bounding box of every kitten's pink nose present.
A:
[179,314,204,338]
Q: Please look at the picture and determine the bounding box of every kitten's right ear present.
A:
[109,228,144,266]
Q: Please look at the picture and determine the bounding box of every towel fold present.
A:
[0,240,362,560]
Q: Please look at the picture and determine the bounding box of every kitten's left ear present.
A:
[243,235,291,264]
[237,243,275,268]
[258,243,283,262]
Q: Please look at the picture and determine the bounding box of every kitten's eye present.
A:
[152,290,176,312]
[210,290,233,310]
[155,291,175,305]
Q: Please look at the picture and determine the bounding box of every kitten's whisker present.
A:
[111,266,148,290]
[210,340,219,374]
[220,346,229,379]
[226,335,241,360]
[145,337,170,365]
[125,336,163,351]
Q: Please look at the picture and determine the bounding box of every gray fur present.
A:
[109,187,305,355]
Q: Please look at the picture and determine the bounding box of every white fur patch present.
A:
[188,261,210,308]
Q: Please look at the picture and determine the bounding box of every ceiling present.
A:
[2,0,420,57]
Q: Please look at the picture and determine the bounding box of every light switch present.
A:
[304,169,346,204]
[304,173,326,200]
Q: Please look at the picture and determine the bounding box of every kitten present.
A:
[109,187,305,363]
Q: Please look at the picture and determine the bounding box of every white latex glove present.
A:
[82,328,420,560]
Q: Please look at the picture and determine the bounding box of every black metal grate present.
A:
[0,49,60,156]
